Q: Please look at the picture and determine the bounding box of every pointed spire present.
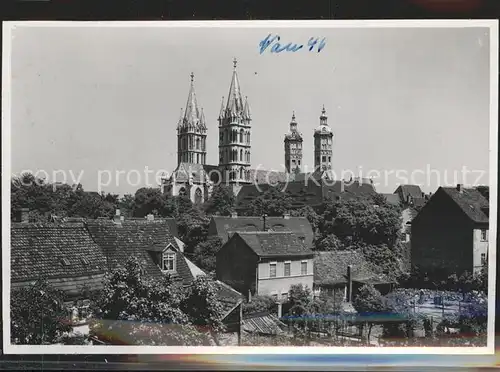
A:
[226,58,244,118]
[243,96,251,120]
[218,97,225,120]
[176,108,184,130]
[200,108,207,129]
[182,72,204,130]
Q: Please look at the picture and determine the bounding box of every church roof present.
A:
[178,73,206,131]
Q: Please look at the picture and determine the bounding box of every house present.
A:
[381,185,432,245]
[313,250,395,301]
[216,231,315,300]
[411,184,489,278]
[208,214,315,247]
[11,210,244,340]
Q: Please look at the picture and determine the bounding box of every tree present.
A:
[242,295,277,316]
[177,206,210,253]
[204,185,235,216]
[90,257,208,346]
[352,284,386,343]
[118,194,135,217]
[192,236,223,274]
[11,279,72,345]
[132,187,169,217]
[314,233,345,251]
[242,185,292,217]
[290,205,322,232]
[180,276,226,336]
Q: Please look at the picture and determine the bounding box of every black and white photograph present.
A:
[2,21,497,353]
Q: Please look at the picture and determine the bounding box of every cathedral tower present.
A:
[284,112,303,174]
[218,58,252,185]
[313,106,333,171]
[177,72,207,165]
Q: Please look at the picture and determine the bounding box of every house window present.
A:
[481,253,487,265]
[481,229,488,241]
[269,263,277,278]
[284,262,291,277]
[301,261,308,275]
[281,292,288,302]
[162,252,175,271]
[322,156,326,162]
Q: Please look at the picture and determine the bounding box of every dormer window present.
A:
[162,252,176,272]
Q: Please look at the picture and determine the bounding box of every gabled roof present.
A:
[235,231,314,258]
[440,187,489,224]
[11,222,107,294]
[85,219,181,280]
[314,250,392,286]
[395,185,423,201]
[209,215,315,247]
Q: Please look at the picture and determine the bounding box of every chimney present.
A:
[113,209,121,224]
[283,213,290,219]
[247,289,252,303]
[346,265,353,303]
[340,180,345,193]
[146,214,154,221]
[15,208,30,223]
[231,211,238,218]
[262,214,268,231]
[457,184,463,193]
[277,302,283,318]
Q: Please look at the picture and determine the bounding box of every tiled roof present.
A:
[382,193,402,206]
[440,187,489,224]
[242,312,286,335]
[236,179,377,211]
[314,250,392,286]
[411,197,428,209]
[216,280,245,317]
[11,222,107,294]
[236,232,314,258]
[395,185,423,201]
[248,169,289,185]
[85,219,181,281]
[209,216,315,247]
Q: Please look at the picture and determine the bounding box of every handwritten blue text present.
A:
[259,34,326,54]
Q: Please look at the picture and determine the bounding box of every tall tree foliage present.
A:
[11,279,71,345]
[192,236,223,273]
[352,284,386,343]
[204,185,235,216]
[242,185,292,217]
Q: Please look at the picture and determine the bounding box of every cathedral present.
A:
[161,59,335,204]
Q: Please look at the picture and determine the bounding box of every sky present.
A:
[8,24,492,195]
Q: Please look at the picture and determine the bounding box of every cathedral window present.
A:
[179,187,187,197]
[240,168,243,179]
[197,154,200,163]
[196,138,200,150]
[225,129,228,143]
[240,129,244,143]
[328,156,331,162]
[322,156,326,162]
[240,149,243,162]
